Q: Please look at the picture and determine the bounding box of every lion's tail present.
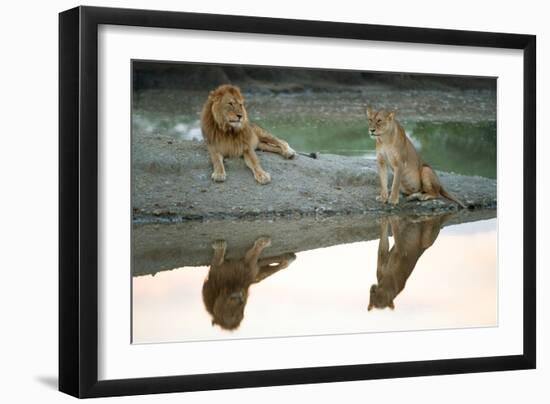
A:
[441,187,467,209]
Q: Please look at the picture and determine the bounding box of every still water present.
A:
[132,216,497,344]
[133,89,497,179]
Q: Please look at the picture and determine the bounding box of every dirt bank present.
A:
[132,136,496,223]
[133,209,496,277]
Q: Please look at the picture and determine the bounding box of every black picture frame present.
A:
[59,5,536,398]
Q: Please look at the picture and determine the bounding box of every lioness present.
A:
[368,214,451,311]
[201,84,296,184]
[367,108,465,208]
[202,237,296,330]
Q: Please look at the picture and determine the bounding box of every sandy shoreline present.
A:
[132,136,496,223]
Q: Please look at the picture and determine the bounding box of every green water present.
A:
[133,90,497,179]
[255,118,496,179]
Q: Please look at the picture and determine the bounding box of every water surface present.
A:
[132,217,497,344]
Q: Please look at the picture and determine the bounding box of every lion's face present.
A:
[211,289,248,330]
[210,85,248,131]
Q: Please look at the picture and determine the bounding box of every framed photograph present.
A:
[59,6,536,398]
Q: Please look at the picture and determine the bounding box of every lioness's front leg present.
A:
[376,155,389,203]
[369,217,390,311]
[377,217,390,278]
[389,164,402,205]
[243,149,271,184]
[208,147,226,182]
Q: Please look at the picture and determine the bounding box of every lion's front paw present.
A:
[255,236,272,248]
[376,193,389,203]
[211,171,226,182]
[212,240,227,250]
[254,171,271,185]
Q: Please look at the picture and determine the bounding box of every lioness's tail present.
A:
[441,188,467,209]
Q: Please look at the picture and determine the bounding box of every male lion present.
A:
[202,237,296,330]
[200,84,296,184]
[368,214,451,311]
[367,108,465,208]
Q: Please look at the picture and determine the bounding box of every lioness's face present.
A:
[214,92,248,131]
[368,284,395,310]
[367,108,395,137]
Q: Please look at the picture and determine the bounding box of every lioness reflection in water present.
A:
[202,237,296,330]
[368,214,452,311]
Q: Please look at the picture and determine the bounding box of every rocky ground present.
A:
[132,136,497,223]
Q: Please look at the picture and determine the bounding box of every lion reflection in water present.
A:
[202,237,296,330]
[368,214,451,311]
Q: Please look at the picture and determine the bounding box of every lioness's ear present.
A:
[366,106,373,117]
[387,111,395,120]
